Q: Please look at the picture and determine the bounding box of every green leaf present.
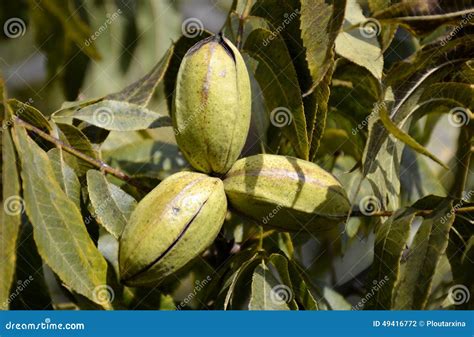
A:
[56,123,99,176]
[394,200,455,309]
[9,220,53,310]
[309,61,335,160]
[361,89,404,211]
[163,32,213,114]
[52,97,105,118]
[48,148,81,209]
[12,125,110,308]
[360,34,472,207]
[0,128,22,310]
[107,46,174,106]
[364,210,416,309]
[244,28,309,159]
[287,260,319,310]
[7,99,51,131]
[300,0,346,90]
[222,252,263,310]
[87,170,137,239]
[379,100,447,168]
[361,37,473,202]
[102,139,188,180]
[335,0,384,80]
[53,100,171,131]
[373,1,474,35]
[249,0,343,157]
[268,254,298,310]
[447,215,474,309]
[249,260,291,310]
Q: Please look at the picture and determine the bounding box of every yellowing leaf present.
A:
[335,0,383,80]
[87,170,137,239]
[12,126,110,308]
[53,100,171,131]
[0,128,22,310]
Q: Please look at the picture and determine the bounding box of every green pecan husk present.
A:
[223,154,351,233]
[119,171,227,286]
[172,35,251,174]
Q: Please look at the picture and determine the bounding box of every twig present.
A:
[236,0,253,49]
[14,118,145,191]
[350,205,474,218]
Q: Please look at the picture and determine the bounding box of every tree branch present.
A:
[350,205,474,218]
[15,118,145,191]
[236,0,253,49]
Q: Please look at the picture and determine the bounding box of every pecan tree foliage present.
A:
[1,0,473,310]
